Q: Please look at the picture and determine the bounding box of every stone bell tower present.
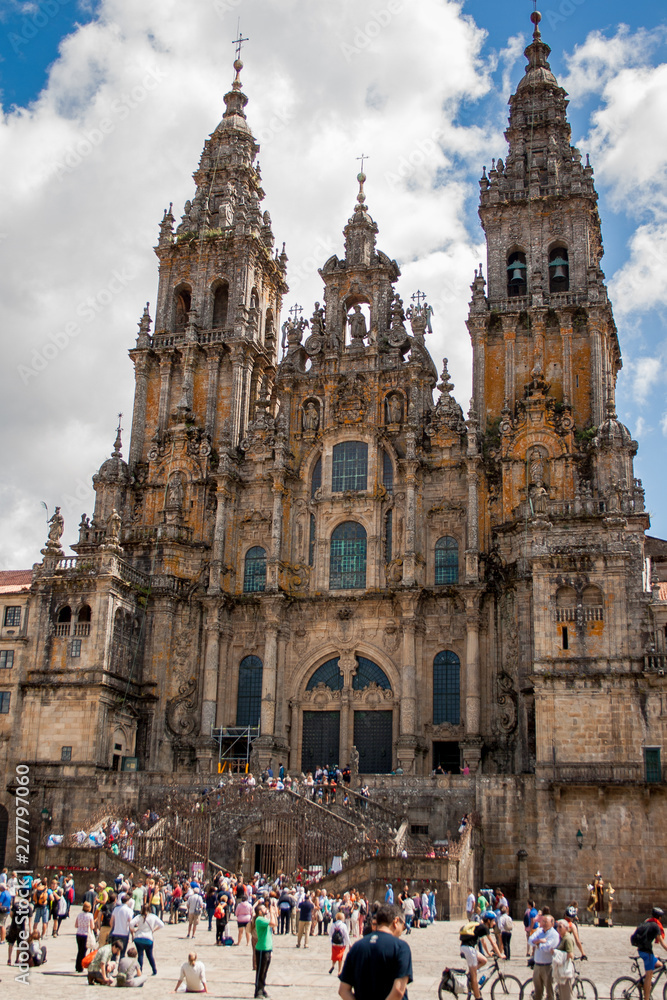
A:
[122,49,288,572]
[468,10,643,531]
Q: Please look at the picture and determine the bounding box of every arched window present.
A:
[174,288,191,332]
[311,457,322,497]
[243,546,267,593]
[507,251,527,297]
[556,586,576,607]
[435,536,458,585]
[57,606,71,623]
[77,605,91,622]
[332,442,368,492]
[383,450,394,493]
[306,657,343,691]
[330,521,367,590]
[549,247,569,293]
[236,655,263,726]
[433,651,460,725]
[582,585,603,606]
[353,657,391,691]
[212,283,228,327]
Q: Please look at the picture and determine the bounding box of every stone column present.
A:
[502,318,516,410]
[561,325,573,407]
[215,625,233,727]
[268,483,284,592]
[201,609,220,738]
[532,313,546,375]
[230,346,247,448]
[157,354,173,436]
[465,409,480,583]
[339,650,357,767]
[205,350,221,438]
[208,485,229,595]
[589,313,605,426]
[516,849,529,919]
[260,623,278,737]
[468,318,486,419]
[129,354,150,467]
[464,601,482,773]
[397,613,417,772]
[403,451,418,586]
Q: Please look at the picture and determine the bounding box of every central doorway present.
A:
[302,711,340,773]
[353,711,393,773]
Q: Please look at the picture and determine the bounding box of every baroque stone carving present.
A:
[166,676,199,737]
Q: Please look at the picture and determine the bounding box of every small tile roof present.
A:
[0,569,32,594]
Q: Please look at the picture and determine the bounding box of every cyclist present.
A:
[460,912,505,1000]
[631,907,667,1000]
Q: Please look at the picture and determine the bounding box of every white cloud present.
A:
[0,0,496,567]
[561,26,666,103]
[629,356,663,402]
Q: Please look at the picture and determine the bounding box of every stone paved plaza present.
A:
[0,911,649,999]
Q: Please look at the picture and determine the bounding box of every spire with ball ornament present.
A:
[344,153,378,266]
[223,28,250,120]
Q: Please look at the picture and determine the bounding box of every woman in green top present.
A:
[254,903,277,1000]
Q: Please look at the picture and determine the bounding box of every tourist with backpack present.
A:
[32,879,50,939]
[630,907,667,1000]
[329,909,350,976]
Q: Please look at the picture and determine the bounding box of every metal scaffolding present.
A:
[211,724,259,772]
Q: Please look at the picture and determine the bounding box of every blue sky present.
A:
[0,0,666,565]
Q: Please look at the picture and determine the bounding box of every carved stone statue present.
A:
[310,302,325,336]
[303,401,319,433]
[167,475,184,509]
[348,305,367,343]
[47,507,65,546]
[107,508,122,545]
[386,394,403,425]
[529,447,545,487]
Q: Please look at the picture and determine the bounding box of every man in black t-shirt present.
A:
[297,894,314,948]
[339,903,413,1000]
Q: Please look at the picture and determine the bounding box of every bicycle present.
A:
[439,956,524,1000]
[611,955,667,1000]
[521,958,598,1000]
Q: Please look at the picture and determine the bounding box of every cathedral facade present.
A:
[2,14,666,904]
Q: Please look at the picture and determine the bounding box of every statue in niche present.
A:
[529,447,546,487]
[386,394,403,425]
[348,305,368,343]
[167,475,184,509]
[303,401,320,433]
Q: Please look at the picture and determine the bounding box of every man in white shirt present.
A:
[529,913,560,1000]
[110,893,135,957]
[466,889,476,920]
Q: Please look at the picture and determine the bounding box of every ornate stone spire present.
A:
[112,414,123,459]
[344,160,378,267]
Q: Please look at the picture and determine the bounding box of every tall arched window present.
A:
[435,536,458,585]
[383,450,394,493]
[212,283,229,327]
[332,442,368,492]
[549,247,569,292]
[243,546,267,593]
[236,655,263,726]
[57,606,71,623]
[77,605,91,623]
[507,251,527,297]
[330,521,367,590]
[306,657,343,691]
[174,288,191,332]
[433,651,460,725]
[311,457,322,497]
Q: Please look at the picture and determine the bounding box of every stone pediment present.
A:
[301,684,342,708]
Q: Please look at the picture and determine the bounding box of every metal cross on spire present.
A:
[411,290,427,309]
[289,304,303,323]
[356,153,369,174]
[232,20,249,61]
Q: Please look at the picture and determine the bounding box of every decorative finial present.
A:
[531,7,542,38]
[231,20,249,87]
[113,414,123,458]
[356,153,369,208]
